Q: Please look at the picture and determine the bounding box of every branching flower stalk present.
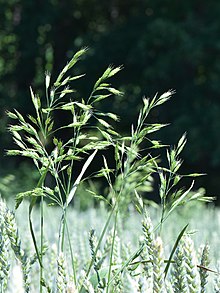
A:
[6,48,215,292]
[155,132,213,234]
[100,92,175,289]
[7,48,124,292]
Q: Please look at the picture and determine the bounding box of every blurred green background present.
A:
[1,0,220,203]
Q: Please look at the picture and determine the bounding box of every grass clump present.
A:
[0,47,218,292]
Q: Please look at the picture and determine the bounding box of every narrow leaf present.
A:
[66,149,98,206]
[164,224,188,278]
[69,73,86,80]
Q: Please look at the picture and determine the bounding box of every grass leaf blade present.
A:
[164,224,188,278]
[66,149,98,206]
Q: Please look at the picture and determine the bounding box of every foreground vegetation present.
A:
[0,48,219,292]
[0,201,220,292]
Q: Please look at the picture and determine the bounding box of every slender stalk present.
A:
[106,209,118,293]
[160,198,165,235]
[65,214,77,290]
[61,211,66,252]
[58,207,67,253]
[28,164,50,291]
[40,195,44,293]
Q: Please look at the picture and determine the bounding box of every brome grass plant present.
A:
[0,47,218,292]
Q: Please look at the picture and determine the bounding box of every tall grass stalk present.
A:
[106,209,118,293]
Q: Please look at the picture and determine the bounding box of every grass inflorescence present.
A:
[0,48,218,292]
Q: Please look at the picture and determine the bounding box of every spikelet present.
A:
[172,243,188,293]
[89,229,100,271]
[103,229,113,256]
[199,244,210,293]
[182,236,200,292]
[89,229,105,290]
[56,252,68,292]
[0,224,10,290]
[111,230,123,291]
[4,207,30,292]
[0,200,10,291]
[142,210,154,276]
[152,237,165,292]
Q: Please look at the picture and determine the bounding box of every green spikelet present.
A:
[152,237,165,293]
[57,252,68,293]
[172,244,188,293]
[89,229,105,290]
[142,210,154,277]
[110,230,123,292]
[89,229,99,271]
[182,236,200,293]
[142,211,154,253]
[0,200,10,291]
[0,226,10,291]
[103,230,113,257]
[199,244,210,293]
[4,207,30,292]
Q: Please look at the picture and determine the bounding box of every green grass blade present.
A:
[164,224,188,278]
[66,149,98,207]
[29,197,43,268]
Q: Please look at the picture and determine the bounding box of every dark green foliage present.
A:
[1,1,220,200]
